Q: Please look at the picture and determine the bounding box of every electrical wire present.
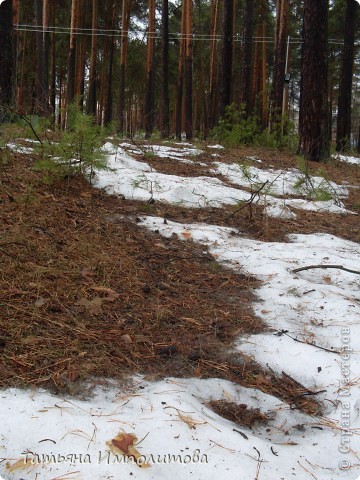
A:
[14,24,349,45]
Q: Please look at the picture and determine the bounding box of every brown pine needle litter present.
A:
[2,149,359,415]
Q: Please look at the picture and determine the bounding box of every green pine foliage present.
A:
[34,105,110,183]
[210,104,298,151]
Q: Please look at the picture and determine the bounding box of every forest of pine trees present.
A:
[0,0,359,160]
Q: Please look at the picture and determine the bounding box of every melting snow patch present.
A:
[139,216,360,447]
[214,162,349,197]
[333,154,360,166]
[1,377,359,480]
[6,143,34,155]
[208,144,225,150]
[95,145,352,216]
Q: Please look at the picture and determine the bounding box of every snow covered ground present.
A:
[1,142,360,480]
[333,154,360,167]
[93,143,353,217]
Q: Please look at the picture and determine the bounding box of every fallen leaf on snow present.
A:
[178,412,207,429]
[106,432,151,468]
[6,457,34,472]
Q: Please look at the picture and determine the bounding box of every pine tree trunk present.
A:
[118,0,132,133]
[336,0,357,152]
[50,0,56,118]
[272,0,289,124]
[66,0,78,110]
[74,1,86,108]
[185,0,193,139]
[239,0,254,115]
[12,0,19,109]
[34,0,47,114]
[299,0,329,162]
[261,20,268,128]
[104,2,117,125]
[251,23,261,114]
[145,0,156,139]
[161,0,170,138]
[209,0,219,129]
[176,0,186,140]
[42,0,49,111]
[0,0,14,122]
[87,0,97,117]
[219,0,233,119]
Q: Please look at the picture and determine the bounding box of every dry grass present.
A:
[208,400,270,429]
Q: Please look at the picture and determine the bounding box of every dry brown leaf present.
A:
[178,413,206,429]
[81,268,96,281]
[90,286,120,301]
[6,457,34,472]
[34,297,46,307]
[181,231,192,239]
[76,297,103,315]
[322,275,332,284]
[21,336,43,345]
[121,334,133,344]
[106,432,151,468]
[135,335,151,343]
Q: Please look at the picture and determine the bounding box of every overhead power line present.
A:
[14,24,347,45]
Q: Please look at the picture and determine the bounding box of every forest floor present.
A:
[1,138,360,480]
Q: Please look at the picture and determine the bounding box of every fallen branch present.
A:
[292,264,360,275]
[277,330,341,355]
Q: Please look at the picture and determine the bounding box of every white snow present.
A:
[119,142,203,162]
[6,143,34,154]
[208,144,225,150]
[333,154,360,166]
[214,162,348,197]
[2,375,359,480]
[94,144,354,217]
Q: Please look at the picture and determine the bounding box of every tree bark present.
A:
[239,0,254,115]
[104,1,117,125]
[42,0,49,110]
[336,0,357,152]
[161,0,170,138]
[185,0,193,139]
[118,0,132,133]
[0,0,14,121]
[176,0,186,140]
[145,0,156,139]
[66,0,78,110]
[272,0,289,124]
[299,0,329,162]
[261,20,268,128]
[86,0,97,117]
[208,0,219,129]
[219,0,233,119]
[50,0,56,118]
[34,0,48,114]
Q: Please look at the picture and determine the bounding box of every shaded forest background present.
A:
[0,0,359,161]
